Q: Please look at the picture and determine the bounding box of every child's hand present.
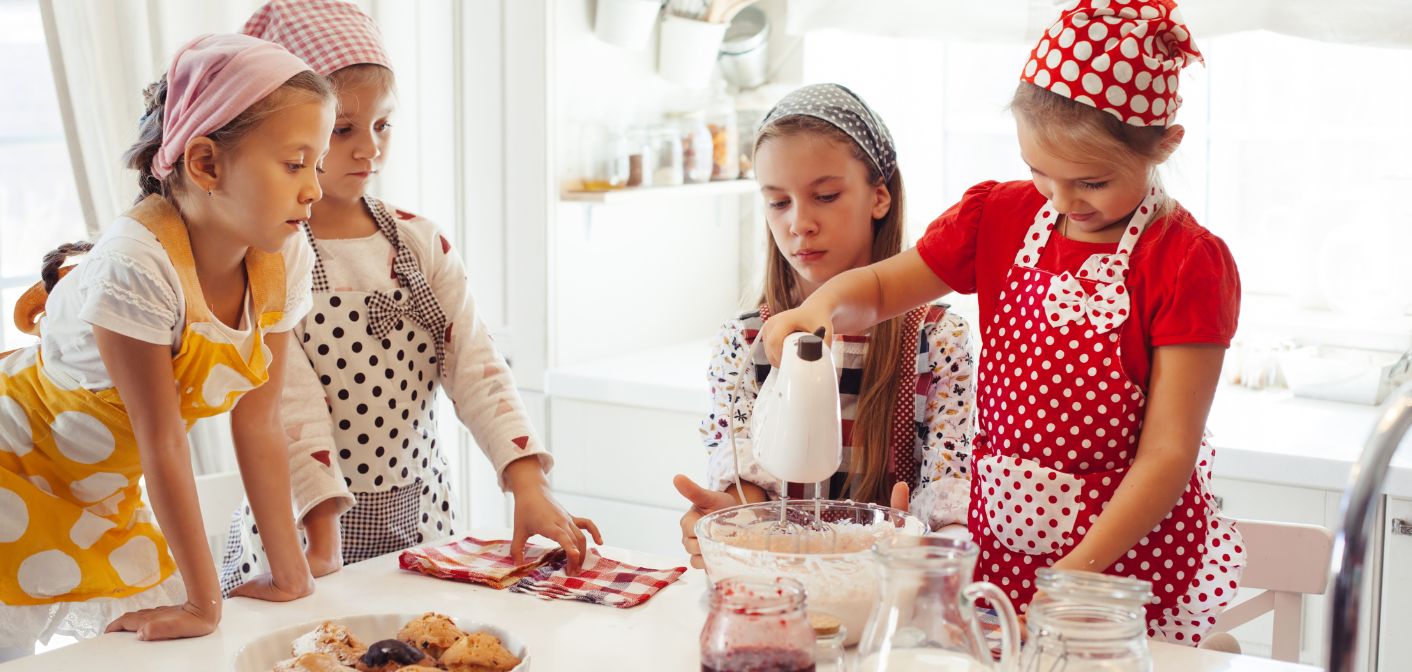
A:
[759,305,834,367]
[889,481,910,512]
[674,475,742,570]
[302,499,344,578]
[227,570,315,602]
[105,601,219,641]
[511,486,603,575]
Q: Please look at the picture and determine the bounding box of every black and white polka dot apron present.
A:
[220,199,454,594]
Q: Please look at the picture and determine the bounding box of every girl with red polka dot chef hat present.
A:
[759,0,1244,645]
[219,0,600,598]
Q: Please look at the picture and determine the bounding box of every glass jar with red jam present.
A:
[701,576,816,672]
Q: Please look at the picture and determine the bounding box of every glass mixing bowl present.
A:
[696,499,926,646]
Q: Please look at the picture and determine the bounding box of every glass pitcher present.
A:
[855,536,1020,672]
[1018,569,1154,672]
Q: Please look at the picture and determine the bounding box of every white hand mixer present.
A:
[729,328,842,549]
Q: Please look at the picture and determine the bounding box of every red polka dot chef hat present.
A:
[1020,0,1202,127]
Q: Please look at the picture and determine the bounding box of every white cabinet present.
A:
[1378,497,1412,672]
[548,398,706,558]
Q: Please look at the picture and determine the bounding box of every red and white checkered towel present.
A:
[398,536,686,608]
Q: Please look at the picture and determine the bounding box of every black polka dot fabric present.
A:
[218,200,458,594]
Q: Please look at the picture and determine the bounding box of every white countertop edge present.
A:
[544,342,1412,499]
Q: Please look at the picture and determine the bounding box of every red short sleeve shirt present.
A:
[915,180,1240,390]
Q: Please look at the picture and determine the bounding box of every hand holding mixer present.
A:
[729,327,843,551]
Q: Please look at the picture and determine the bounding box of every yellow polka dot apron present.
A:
[0,195,286,606]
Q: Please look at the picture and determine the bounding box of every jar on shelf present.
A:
[1019,568,1155,672]
[672,111,713,184]
[578,124,630,191]
[706,90,739,181]
[624,125,652,188]
[648,123,684,187]
[735,107,765,179]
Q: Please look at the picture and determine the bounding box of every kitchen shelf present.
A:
[560,179,758,204]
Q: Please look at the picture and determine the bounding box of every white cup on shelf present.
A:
[658,13,728,86]
[594,0,663,49]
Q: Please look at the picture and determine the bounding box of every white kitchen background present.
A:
[3,0,1411,668]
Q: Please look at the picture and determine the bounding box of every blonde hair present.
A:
[1010,82,1175,217]
[329,64,397,111]
[754,114,907,506]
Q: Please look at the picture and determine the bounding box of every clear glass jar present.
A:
[579,124,630,191]
[706,91,740,181]
[811,613,845,672]
[735,107,765,179]
[700,576,815,672]
[648,123,684,187]
[1019,569,1154,672]
[625,125,651,187]
[675,111,713,184]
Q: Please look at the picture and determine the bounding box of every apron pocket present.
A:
[342,478,423,564]
[977,454,1081,556]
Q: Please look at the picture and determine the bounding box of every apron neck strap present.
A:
[124,195,286,329]
[1011,186,1166,276]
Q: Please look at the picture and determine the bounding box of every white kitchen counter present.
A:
[546,340,1412,498]
[2,531,1319,672]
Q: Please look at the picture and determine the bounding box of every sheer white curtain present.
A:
[39,0,265,474]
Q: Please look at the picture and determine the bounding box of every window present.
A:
[799,28,1412,349]
[0,0,86,352]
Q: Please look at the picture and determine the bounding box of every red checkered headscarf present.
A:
[1020,0,1201,127]
[242,0,391,77]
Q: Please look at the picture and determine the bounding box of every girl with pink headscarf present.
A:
[0,34,334,654]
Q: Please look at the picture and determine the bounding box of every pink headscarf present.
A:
[153,33,314,179]
[241,0,392,77]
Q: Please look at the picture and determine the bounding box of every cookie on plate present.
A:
[439,631,521,672]
[290,622,366,667]
[355,638,438,672]
[272,652,358,672]
[396,612,465,659]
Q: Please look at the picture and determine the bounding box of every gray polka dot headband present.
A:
[759,83,898,181]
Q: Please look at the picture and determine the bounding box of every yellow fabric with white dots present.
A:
[0,195,286,606]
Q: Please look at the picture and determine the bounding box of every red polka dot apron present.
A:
[221,198,451,593]
[0,195,286,606]
[967,187,1244,644]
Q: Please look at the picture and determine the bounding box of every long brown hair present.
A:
[754,115,908,505]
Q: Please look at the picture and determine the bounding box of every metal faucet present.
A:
[1326,385,1412,672]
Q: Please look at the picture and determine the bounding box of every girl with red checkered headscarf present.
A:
[220,0,599,596]
[759,0,1244,644]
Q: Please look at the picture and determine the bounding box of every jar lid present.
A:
[809,612,841,636]
[1035,568,1154,606]
[720,6,768,55]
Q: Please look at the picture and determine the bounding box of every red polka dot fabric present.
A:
[967,196,1245,645]
[1020,0,1202,127]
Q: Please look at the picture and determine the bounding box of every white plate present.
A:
[231,612,530,671]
